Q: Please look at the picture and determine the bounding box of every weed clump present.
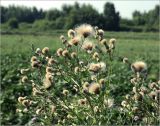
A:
[17,24,159,125]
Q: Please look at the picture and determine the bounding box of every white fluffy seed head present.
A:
[131,61,147,73]
[75,24,94,38]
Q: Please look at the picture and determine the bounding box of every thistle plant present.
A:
[120,61,160,125]
[17,24,159,125]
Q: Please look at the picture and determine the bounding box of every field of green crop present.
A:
[1,31,159,125]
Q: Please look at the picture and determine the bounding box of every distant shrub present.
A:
[19,23,32,29]
[7,18,19,29]
[32,20,54,30]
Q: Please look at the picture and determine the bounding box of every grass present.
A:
[1,30,159,125]
[1,31,159,75]
[1,31,159,56]
[1,31,159,78]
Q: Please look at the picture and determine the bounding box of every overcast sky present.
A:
[1,0,159,19]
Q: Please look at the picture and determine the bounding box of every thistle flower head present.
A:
[125,94,130,99]
[89,83,100,94]
[31,61,41,68]
[149,82,157,89]
[100,39,107,45]
[36,108,42,115]
[134,116,140,121]
[82,41,94,53]
[99,78,105,86]
[74,67,80,74]
[63,89,69,96]
[46,67,53,73]
[62,49,69,57]
[32,87,43,96]
[82,82,90,91]
[109,38,116,49]
[51,105,56,114]
[132,107,139,113]
[131,61,147,73]
[88,62,106,73]
[132,86,137,93]
[91,75,97,81]
[98,29,104,36]
[94,106,99,113]
[35,48,41,54]
[121,100,127,107]
[92,52,99,59]
[123,57,129,64]
[94,26,98,30]
[57,48,63,56]
[22,76,28,83]
[149,91,157,100]
[78,98,87,105]
[43,72,53,89]
[22,99,30,107]
[48,58,56,65]
[60,35,65,40]
[88,63,101,73]
[46,56,50,61]
[18,96,27,103]
[42,47,49,54]
[71,52,77,59]
[69,36,80,46]
[20,68,30,74]
[104,98,114,108]
[31,56,37,62]
[134,93,142,101]
[68,29,76,38]
[99,62,106,72]
[130,78,138,85]
[140,86,148,94]
[16,109,22,113]
[75,24,94,38]
[60,35,67,44]
[109,38,116,45]
[23,108,28,113]
[67,114,74,119]
[43,77,53,89]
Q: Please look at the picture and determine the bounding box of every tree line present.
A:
[1,2,159,32]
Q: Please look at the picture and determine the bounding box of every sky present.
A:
[1,0,159,19]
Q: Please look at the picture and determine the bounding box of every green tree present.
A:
[132,10,145,25]
[103,2,120,31]
[64,3,102,29]
[46,9,61,21]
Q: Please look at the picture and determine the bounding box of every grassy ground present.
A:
[2,31,159,56]
[2,31,159,76]
[1,31,159,125]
